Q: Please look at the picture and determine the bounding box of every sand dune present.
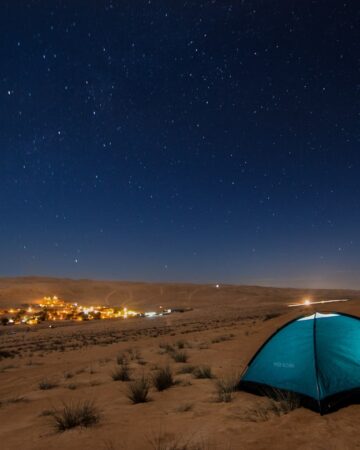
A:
[1,276,360,311]
[0,278,359,450]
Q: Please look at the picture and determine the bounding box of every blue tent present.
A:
[240,312,360,413]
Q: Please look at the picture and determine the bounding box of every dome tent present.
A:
[240,312,360,414]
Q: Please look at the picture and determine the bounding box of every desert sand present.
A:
[0,277,359,450]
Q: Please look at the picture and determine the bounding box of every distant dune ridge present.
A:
[1,276,360,310]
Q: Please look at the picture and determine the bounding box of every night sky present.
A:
[1,1,359,288]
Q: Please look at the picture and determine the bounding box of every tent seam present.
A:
[313,312,323,414]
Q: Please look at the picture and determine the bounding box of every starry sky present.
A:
[1,1,359,288]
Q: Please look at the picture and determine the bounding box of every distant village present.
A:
[0,296,188,326]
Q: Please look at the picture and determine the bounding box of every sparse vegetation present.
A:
[112,363,131,381]
[193,365,213,379]
[126,376,150,403]
[51,400,101,431]
[176,340,191,349]
[171,350,188,363]
[126,347,141,360]
[152,366,174,391]
[263,313,282,321]
[116,352,128,365]
[177,365,196,374]
[38,379,58,390]
[211,334,234,344]
[0,350,15,359]
[63,371,74,379]
[159,342,175,354]
[265,388,301,414]
[215,374,238,402]
[242,389,301,422]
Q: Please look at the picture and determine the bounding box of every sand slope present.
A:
[0,278,359,450]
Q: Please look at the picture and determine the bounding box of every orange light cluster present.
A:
[0,296,141,326]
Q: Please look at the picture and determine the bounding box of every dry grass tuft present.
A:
[171,351,188,363]
[211,334,234,344]
[51,400,100,431]
[116,352,128,365]
[193,366,213,379]
[177,365,196,375]
[126,347,141,360]
[152,366,174,391]
[126,375,150,403]
[112,363,131,381]
[38,379,58,390]
[159,343,175,354]
[242,389,301,422]
[215,374,238,402]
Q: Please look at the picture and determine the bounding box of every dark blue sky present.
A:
[1,1,359,288]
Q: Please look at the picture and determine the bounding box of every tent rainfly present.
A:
[240,312,360,413]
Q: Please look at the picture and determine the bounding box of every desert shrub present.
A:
[193,366,213,379]
[176,340,191,349]
[0,350,14,359]
[39,409,54,417]
[38,379,58,390]
[126,376,150,403]
[265,388,301,414]
[112,363,131,381]
[116,352,128,365]
[177,365,196,374]
[63,371,74,379]
[171,351,188,363]
[215,375,238,402]
[159,343,175,354]
[152,366,174,391]
[51,400,100,431]
[176,340,186,349]
[211,334,234,344]
[263,313,281,321]
[242,389,300,422]
[126,347,141,360]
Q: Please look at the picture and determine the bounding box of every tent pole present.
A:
[313,312,323,414]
